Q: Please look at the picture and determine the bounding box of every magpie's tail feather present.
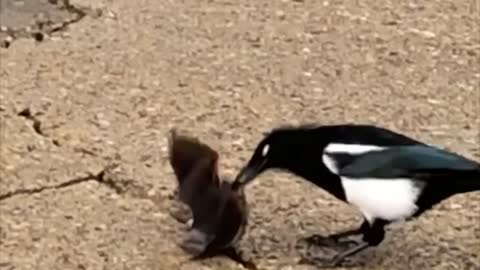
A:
[455,169,480,191]
[414,168,480,191]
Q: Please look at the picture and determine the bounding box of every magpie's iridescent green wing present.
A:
[339,145,480,181]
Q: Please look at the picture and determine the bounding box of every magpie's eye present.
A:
[261,144,270,157]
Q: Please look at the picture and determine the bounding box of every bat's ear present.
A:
[211,157,221,185]
[167,128,178,151]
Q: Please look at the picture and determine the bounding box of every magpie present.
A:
[232,124,480,267]
[168,129,256,269]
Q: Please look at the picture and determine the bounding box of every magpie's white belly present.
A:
[340,177,422,223]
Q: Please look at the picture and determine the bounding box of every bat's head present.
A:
[180,228,215,256]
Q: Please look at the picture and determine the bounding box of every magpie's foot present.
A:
[302,234,339,247]
[299,234,359,250]
[298,254,354,268]
[298,241,370,268]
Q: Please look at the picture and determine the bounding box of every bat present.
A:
[167,129,256,269]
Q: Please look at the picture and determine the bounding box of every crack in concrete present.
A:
[0,165,123,201]
[1,0,90,48]
[37,0,88,35]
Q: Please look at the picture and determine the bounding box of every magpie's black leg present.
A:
[302,219,369,247]
[222,247,257,270]
[329,219,386,266]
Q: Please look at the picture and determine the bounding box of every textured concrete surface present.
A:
[0,0,88,48]
[0,0,479,269]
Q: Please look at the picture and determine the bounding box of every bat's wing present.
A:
[184,182,246,256]
[168,129,220,188]
[207,182,247,248]
[167,129,225,231]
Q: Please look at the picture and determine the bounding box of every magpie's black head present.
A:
[233,124,322,188]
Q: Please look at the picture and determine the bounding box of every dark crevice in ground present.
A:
[35,0,88,36]
[17,107,44,136]
[73,146,98,157]
[17,107,63,147]
[0,164,125,201]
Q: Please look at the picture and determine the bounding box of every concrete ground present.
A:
[0,0,479,269]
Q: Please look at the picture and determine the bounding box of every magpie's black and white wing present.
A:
[326,144,480,183]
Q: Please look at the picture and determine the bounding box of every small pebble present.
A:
[276,11,286,20]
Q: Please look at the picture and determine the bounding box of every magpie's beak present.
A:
[232,160,266,189]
